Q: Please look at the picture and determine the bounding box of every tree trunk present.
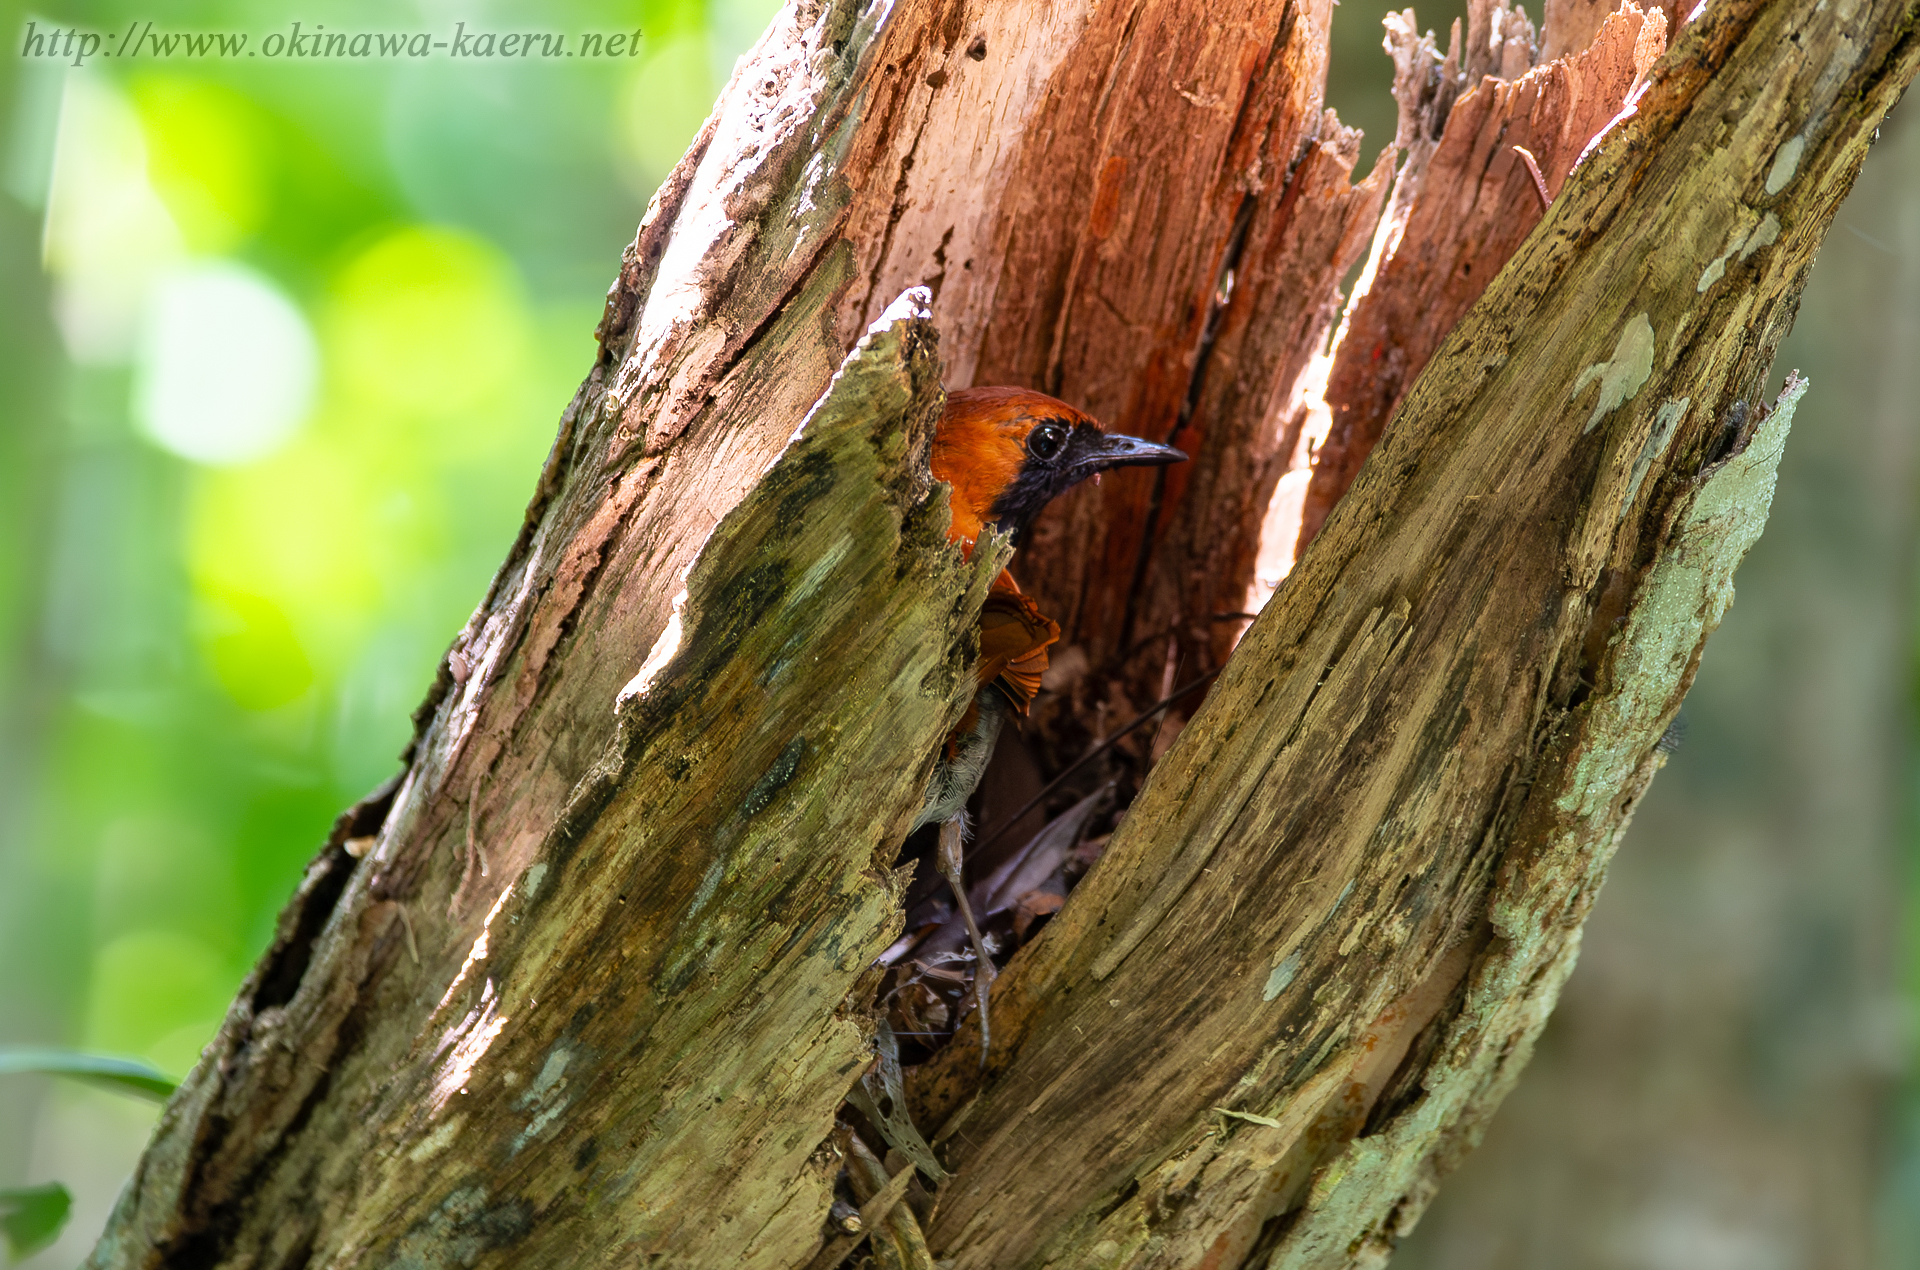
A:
[1391,97,1920,1270]
[89,0,1918,1267]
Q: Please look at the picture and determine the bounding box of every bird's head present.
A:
[932,386,1187,549]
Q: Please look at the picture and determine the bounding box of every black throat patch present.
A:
[985,418,1089,544]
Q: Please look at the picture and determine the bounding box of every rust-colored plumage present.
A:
[931,387,1184,722]
[933,387,1098,556]
[913,385,1186,1062]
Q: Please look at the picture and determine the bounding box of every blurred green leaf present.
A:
[0,1183,72,1261]
[0,1048,178,1102]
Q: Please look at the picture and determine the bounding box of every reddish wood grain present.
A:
[1298,4,1667,551]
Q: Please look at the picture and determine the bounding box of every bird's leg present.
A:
[936,815,995,1067]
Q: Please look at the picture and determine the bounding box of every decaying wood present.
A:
[1401,107,1920,1263]
[91,1,1383,1262]
[1544,0,1687,59]
[339,297,993,1265]
[94,293,998,1267]
[1295,0,1669,552]
[87,0,1917,1264]
[956,0,1391,706]
[901,2,1916,1264]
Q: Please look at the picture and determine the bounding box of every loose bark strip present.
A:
[907,1,1917,1265]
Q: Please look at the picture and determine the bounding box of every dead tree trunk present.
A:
[1393,99,1919,1267]
[89,0,1917,1267]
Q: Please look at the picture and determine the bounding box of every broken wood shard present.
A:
[1296,1,1669,554]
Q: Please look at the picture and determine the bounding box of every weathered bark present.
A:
[89,0,1917,1267]
[1394,98,1920,1270]
[901,1,1918,1258]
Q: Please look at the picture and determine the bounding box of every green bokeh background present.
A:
[0,0,1912,1265]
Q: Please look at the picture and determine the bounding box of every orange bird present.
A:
[910,386,1184,1056]
[913,386,1187,825]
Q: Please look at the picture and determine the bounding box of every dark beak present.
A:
[1067,430,1187,480]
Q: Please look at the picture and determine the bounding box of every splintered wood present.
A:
[84,0,1917,1267]
[956,0,1387,709]
[873,0,1678,1129]
[897,0,1912,1263]
[1289,1,1671,571]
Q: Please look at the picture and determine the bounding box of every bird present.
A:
[908,386,1185,1060]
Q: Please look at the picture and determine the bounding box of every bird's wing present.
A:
[976,582,1061,716]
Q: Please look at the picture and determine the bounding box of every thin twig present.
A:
[1513,145,1552,213]
[938,818,996,1068]
[800,1161,917,1270]
[976,669,1222,853]
[396,904,421,965]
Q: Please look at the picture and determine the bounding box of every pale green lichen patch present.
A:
[1266,934,1583,1269]
[512,1043,576,1155]
[1620,397,1689,519]
[1264,378,1806,1269]
[382,1184,532,1270]
[406,1114,465,1165]
[1695,207,1781,292]
[1264,950,1304,1002]
[1704,208,1789,292]
[1559,374,1803,823]
[1766,133,1806,194]
[1697,224,1742,292]
[519,861,548,901]
[1740,212,1781,259]
[1573,313,1655,432]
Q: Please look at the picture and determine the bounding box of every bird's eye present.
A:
[1026,423,1067,461]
